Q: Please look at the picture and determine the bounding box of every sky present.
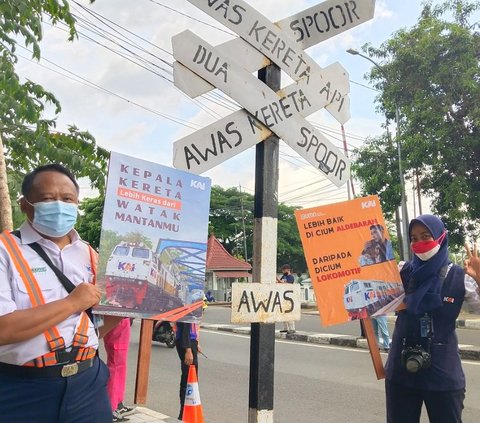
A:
[15,0,427,213]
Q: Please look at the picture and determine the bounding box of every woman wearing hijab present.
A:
[385,214,480,423]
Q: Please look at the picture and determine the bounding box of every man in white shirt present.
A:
[0,164,121,423]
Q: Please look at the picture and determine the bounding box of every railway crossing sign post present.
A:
[172,1,376,421]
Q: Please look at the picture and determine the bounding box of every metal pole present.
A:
[341,125,355,200]
[396,106,410,260]
[249,63,280,423]
[346,49,409,259]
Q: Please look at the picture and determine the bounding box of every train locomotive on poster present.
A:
[343,279,403,320]
[104,242,183,311]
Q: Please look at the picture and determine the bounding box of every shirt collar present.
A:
[19,221,80,246]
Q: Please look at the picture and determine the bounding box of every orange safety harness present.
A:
[0,231,97,367]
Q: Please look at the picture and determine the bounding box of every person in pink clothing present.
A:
[103,317,135,422]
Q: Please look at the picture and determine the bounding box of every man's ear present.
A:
[19,197,28,214]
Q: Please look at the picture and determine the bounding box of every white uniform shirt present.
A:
[0,222,99,365]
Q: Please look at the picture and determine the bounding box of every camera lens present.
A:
[405,355,423,373]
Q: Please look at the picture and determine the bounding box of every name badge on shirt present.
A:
[93,315,104,328]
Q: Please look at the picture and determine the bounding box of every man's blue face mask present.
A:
[26,200,78,238]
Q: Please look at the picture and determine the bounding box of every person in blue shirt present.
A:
[276,264,296,334]
[175,321,199,420]
[359,240,381,266]
[370,224,394,262]
[385,214,480,423]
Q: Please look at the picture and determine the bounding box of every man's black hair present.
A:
[281,264,291,270]
[21,164,80,198]
[369,224,384,232]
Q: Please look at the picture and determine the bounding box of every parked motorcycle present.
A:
[152,321,175,348]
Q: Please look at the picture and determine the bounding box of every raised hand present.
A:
[464,242,480,283]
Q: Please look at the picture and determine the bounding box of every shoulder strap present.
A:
[27,242,77,293]
[0,231,66,352]
[22,238,94,325]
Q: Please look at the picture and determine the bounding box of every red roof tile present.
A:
[206,234,251,271]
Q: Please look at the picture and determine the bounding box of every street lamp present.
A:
[347,48,410,261]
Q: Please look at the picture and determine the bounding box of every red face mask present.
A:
[411,231,446,261]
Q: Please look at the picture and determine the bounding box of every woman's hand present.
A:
[464,242,480,284]
[184,348,194,365]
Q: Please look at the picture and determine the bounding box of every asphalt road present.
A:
[112,308,480,422]
[204,305,480,346]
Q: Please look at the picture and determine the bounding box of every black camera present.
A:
[401,345,432,373]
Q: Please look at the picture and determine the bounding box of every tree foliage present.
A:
[352,131,401,220]
[78,186,308,274]
[0,0,108,221]
[77,196,104,249]
[353,0,480,248]
[208,185,306,273]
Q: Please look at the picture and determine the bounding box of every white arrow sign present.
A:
[175,0,375,104]
[173,30,350,187]
[173,62,349,174]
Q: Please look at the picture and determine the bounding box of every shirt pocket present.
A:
[14,267,62,308]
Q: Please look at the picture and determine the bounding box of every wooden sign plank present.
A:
[134,319,154,404]
[174,38,270,98]
[231,282,301,323]
[276,0,376,50]
[173,30,350,187]
[175,0,374,101]
[173,62,349,173]
[186,0,349,122]
[361,317,385,380]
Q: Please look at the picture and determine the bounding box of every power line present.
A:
[147,0,236,36]
[16,47,202,130]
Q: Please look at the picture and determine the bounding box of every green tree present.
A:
[0,0,107,231]
[353,0,480,249]
[277,202,306,274]
[208,185,254,260]
[78,186,308,273]
[77,196,104,248]
[352,131,401,220]
[208,185,307,273]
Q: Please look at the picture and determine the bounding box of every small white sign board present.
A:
[231,282,301,324]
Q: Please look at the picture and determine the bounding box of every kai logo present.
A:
[361,200,376,209]
[31,266,47,274]
[118,262,136,272]
[190,180,206,190]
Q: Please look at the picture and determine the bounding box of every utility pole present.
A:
[239,184,248,263]
[249,63,280,423]
[341,125,355,200]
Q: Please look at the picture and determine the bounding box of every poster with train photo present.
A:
[295,195,404,327]
[93,151,211,322]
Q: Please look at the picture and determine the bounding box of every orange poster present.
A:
[295,195,403,327]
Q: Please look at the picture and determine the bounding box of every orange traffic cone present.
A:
[182,365,204,422]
